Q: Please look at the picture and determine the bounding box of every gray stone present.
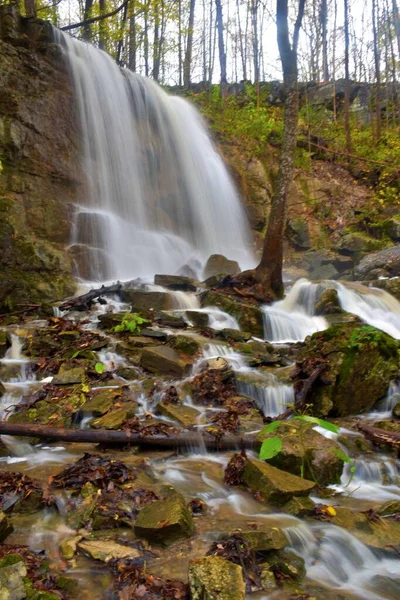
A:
[0,557,26,600]
[53,367,86,385]
[134,493,194,545]
[286,217,312,250]
[140,346,193,377]
[355,246,400,280]
[154,274,198,291]
[203,254,241,279]
[189,556,245,600]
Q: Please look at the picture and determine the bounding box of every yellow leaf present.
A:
[325,505,336,516]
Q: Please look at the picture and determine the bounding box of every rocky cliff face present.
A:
[0,6,78,311]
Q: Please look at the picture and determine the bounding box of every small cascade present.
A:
[331,458,400,501]
[286,522,400,600]
[262,279,328,343]
[199,343,248,372]
[371,380,400,417]
[334,281,400,339]
[184,306,240,330]
[236,375,294,417]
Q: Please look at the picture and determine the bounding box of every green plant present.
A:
[112,312,148,334]
[95,362,105,374]
[258,413,354,483]
[348,325,382,351]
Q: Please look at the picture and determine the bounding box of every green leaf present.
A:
[335,448,352,463]
[259,437,282,461]
[350,466,356,473]
[294,415,340,434]
[95,362,105,374]
[259,421,282,436]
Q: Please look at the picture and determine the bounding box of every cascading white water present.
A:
[236,375,294,417]
[334,281,400,339]
[262,279,328,342]
[54,30,254,282]
[331,458,400,501]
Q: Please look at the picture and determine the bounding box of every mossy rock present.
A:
[314,288,343,316]
[9,388,86,427]
[256,421,344,485]
[282,496,316,517]
[264,548,306,582]
[186,310,209,328]
[188,556,245,600]
[156,402,200,427]
[154,274,198,291]
[0,330,9,358]
[393,402,400,419]
[242,457,316,504]
[81,388,122,416]
[203,254,241,279]
[134,493,194,546]
[216,329,252,343]
[120,290,175,311]
[77,539,141,562]
[168,335,200,356]
[0,555,26,600]
[233,526,288,551]
[0,511,13,542]
[295,323,399,417]
[91,402,137,429]
[53,367,86,385]
[201,290,263,337]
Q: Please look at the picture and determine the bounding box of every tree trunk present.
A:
[24,0,36,18]
[255,0,305,298]
[82,0,94,41]
[321,0,329,82]
[144,0,149,76]
[236,0,247,80]
[393,0,400,58]
[129,0,137,70]
[251,0,260,104]
[183,0,196,88]
[215,0,227,91]
[344,0,352,153]
[99,0,106,50]
[152,0,160,81]
[372,0,381,141]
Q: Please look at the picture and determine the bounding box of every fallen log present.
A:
[0,422,259,451]
[58,282,123,312]
[357,423,400,450]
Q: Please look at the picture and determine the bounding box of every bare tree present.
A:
[344,0,352,153]
[321,0,329,81]
[215,0,227,90]
[184,0,196,87]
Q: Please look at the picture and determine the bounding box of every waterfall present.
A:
[54,30,254,282]
[236,376,294,417]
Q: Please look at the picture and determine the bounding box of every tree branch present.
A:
[61,0,131,32]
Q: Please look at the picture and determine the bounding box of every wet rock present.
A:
[121,290,175,311]
[205,357,229,371]
[119,335,161,349]
[115,366,138,380]
[236,340,278,366]
[156,402,200,427]
[0,382,5,399]
[188,555,245,600]
[60,535,82,560]
[282,496,316,517]
[139,328,168,341]
[314,288,343,315]
[78,539,141,562]
[257,421,344,485]
[98,312,125,330]
[186,310,209,328]
[216,329,252,343]
[295,323,399,417]
[336,232,385,256]
[140,346,193,377]
[385,217,400,241]
[235,526,287,551]
[286,217,311,250]
[377,500,400,517]
[266,548,306,582]
[0,555,26,600]
[52,367,86,385]
[0,511,13,542]
[155,313,187,328]
[134,493,194,545]
[260,567,277,592]
[154,274,198,291]
[393,402,400,418]
[0,331,9,358]
[91,402,137,429]
[9,386,86,427]
[81,388,122,416]
[203,254,241,279]
[168,335,200,356]
[66,492,98,529]
[202,290,263,337]
[372,277,400,301]
[354,246,400,280]
[242,457,316,503]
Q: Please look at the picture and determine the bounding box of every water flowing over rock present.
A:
[55,30,254,282]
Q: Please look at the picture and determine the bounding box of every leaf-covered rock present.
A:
[134,493,195,546]
[189,555,245,600]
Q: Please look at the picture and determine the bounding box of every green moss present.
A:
[0,554,24,567]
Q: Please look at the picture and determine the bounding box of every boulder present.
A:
[286,218,312,250]
[393,402,400,418]
[354,246,400,280]
[134,493,194,545]
[295,323,399,416]
[264,548,306,582]
[201,290,263,337]
[257,421,344,485]
[314,288,343,315]
[120,290,175,311]
[156,402,200,427]
[139,328,168,341]
[242,458,316,504]
[78,539,141,562]
[154,313,187,328]
[81,388,121,415]
[371,277,400,301]
[234,526,287,551]
[168,335,200,356]
[336,232,385,256]
[0,555,26,600]
[60,535,82,560]
[282,496,316,517]
[203,254,241,280]
[385,218,400,241]
[140,346,193,377]
[215,329,252,343]
[0,330,9,358]
[188,556,245,600]
[154,274,198,291]
[185,310,209,328]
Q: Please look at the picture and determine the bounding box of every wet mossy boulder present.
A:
[355,246,400,280]
[216,329,252,343]
[156,402,200,427]
[140,346,193,377]
[393,402,400,418]
[80,388,122,416]
[282,496,316,517]
[0,554,26,600]
[234,525,288,551]
[203,254,241,279]
[295,323,400,417]
[154,274,198,291]
[256,421,344,485]
[134,493,194,545]
[188,555,245,600]
[314,288,343,316]
[0,511,13,542]
[90,401,137,429]
[9,386,86,427]
[120,290,175,311]
[372,277,400,301]
[53,367,86,385]
[185,310,209,328]
[201,290,263,337]
[242,457,316,504]
[264,548,306,582]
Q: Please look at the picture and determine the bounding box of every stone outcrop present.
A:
[0,7,80,311]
